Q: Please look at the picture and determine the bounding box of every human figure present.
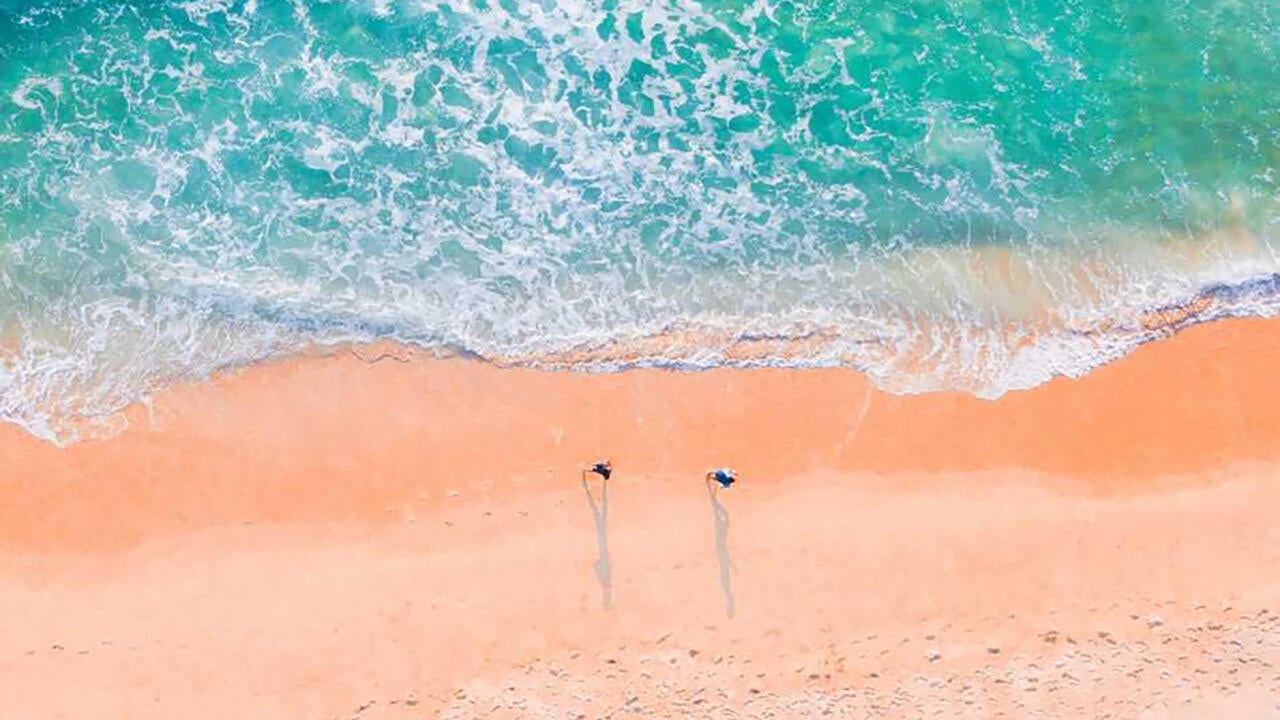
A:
[706,467,736,489]
[582,460,612,609]
[705,468,736,617]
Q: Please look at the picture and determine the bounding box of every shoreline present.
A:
[5,260,1280,449]
[3,316,1280,717]
[5,315,1280,553]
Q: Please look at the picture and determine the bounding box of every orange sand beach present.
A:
[3,317,1280,718]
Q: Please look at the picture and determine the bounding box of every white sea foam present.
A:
[2,213,1277,446]
[10,77,61,111]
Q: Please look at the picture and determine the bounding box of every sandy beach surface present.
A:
[3,318,1280,718]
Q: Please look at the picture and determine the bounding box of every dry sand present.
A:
[3,318,1280,718]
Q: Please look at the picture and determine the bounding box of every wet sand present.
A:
[3,318,1280,718]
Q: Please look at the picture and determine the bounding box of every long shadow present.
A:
[707,480,735,618]
[581,472,612,610]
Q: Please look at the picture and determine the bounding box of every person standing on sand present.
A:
[587,460,612,481]
[582,460,613,609]
[706,467,736,490]
[705,467,736,617]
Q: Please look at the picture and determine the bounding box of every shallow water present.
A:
[2,0,1280,442]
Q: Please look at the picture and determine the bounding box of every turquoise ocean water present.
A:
[2,0,1280,442]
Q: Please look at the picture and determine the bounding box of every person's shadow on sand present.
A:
[581,472,612,610]
[706,479,735,618]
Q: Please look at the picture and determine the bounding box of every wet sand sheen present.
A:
[2,317,1280,717]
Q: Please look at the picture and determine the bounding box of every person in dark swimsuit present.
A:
[588,460,612,481]
[706,467,736,489]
